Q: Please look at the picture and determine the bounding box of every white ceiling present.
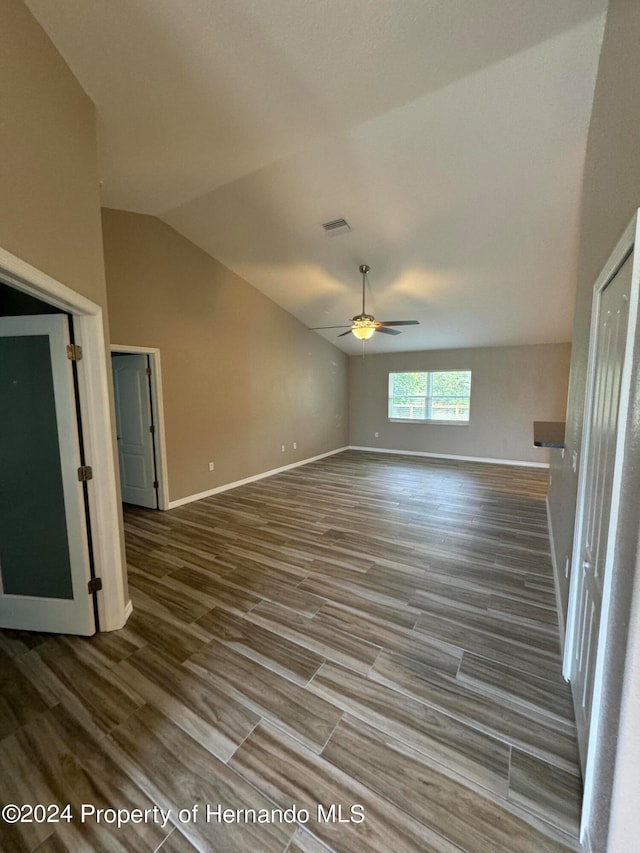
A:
[26,0,607,354]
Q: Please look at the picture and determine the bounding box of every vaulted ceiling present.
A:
[26,0,607,354]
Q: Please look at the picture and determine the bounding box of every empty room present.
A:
[1,1,640,852]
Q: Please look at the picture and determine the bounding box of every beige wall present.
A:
[102,209,349,502]
[548,0,640,627]
[349,343,570,465]
[546,2,640,850]
[0,0,107,307]
[0,0,127,607]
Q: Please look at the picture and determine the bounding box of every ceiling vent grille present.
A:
[322,218,351,236]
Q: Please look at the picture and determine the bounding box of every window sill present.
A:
[388,418,470,426]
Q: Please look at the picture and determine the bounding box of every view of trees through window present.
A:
[388,371,471,422]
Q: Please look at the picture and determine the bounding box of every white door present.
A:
[0,315,95,635]
[568,253,632,767]
[112,353,158,508]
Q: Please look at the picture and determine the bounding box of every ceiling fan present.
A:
[311,264,419,340]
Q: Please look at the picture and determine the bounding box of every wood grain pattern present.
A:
[371,650,579,772]
[308,662,510,795]
[509,748,582,837]
[244,600,382,674]
[195,609,324,686]
[186,640,341,753]
[229,721,464,853]
[1,450,581,851]
[0,704,170,852]
[323,715,570,853]
[457,652,575,723]
[114,644,260,761]
[108,704,294,852]
[155,829,201,852]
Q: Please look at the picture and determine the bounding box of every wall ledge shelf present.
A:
[533,421,566,448]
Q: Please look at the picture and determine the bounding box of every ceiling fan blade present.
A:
[337,330,352,337]
[376,320,420,326]
[376,326,401,335]
[309,325,351,330]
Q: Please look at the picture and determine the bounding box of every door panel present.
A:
[112,354,157,508]
[0,315,95,634]
[570,253,632,765]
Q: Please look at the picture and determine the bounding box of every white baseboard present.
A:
[167,447,349,509]
[348,445,550,469]
[166,444,547,509]
[546,494,566,659]
[108,598,133,632]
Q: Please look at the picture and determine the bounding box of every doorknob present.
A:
[583,559,592,570]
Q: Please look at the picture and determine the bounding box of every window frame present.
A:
[387,369,472,425]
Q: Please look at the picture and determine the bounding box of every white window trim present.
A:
[388,370,472,425]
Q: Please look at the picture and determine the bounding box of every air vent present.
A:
[322,218,351,236]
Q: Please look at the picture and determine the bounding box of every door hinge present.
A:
[149,425,156,434]
[146,367,152,376]
[66,343,83,361]
[77,465,93,482]
[88,577,103,595]
[153,480,159,489]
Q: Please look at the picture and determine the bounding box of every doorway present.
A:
[0,245,128,632]
[111,345,169,510]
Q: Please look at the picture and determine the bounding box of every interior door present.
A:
[0,314,95,635]
[569,253,632,766]
[112,353,158,508]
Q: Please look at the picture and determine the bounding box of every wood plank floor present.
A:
[0,450,582,852]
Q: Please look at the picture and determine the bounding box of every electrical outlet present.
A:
[281,445,285,452]
[208,461,214,472]
[293,442,297,450]
[374,431,379,439]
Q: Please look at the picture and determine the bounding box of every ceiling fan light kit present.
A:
[351,316,376,340]
[310,264,419,341]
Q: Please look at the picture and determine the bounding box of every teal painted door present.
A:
[0,315,95,634]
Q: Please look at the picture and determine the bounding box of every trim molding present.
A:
[0,245,127,633]
[546,494,566,658]
[121,599,133,626]
[167,447,349,509]
[348,445,550,469]
[569,210,640,848]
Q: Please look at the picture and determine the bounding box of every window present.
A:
[388,370,472,423]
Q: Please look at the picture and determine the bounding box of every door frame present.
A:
[111,344,169,510]
[563,210,640,848]
[0,245,129,632]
